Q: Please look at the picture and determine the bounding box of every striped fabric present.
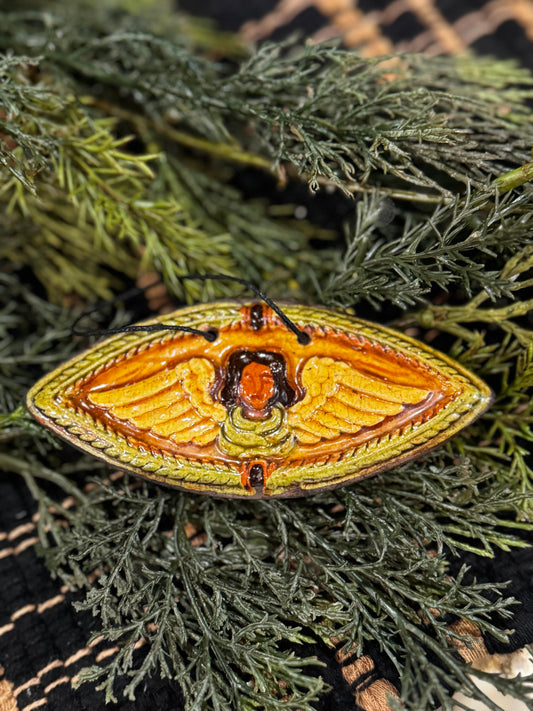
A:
[180,0,533,68]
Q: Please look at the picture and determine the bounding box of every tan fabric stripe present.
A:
[240,0,310,42]
[238,0,501,58]
[1,479,122,552]
[43,677,70,695]
[0,476,115,562]
[0,539,39,560]
[357,678,400,711]
[14,640,106,697]
[19,700,46,711]
[448,619,488,663]
[315,0,354,12]
[334,648,401,711]
[0,524,36,544]
[239,0,394,56]
[338,0,490,56]
[95,646,119,663]
[379,0,411,25]
[335,8,395,55]
[318,0,394,34]
[451,0,514,47]
[136,271,174,314]
[310,0,352,42]
[10,607,35,623]
[12,679,39,697]
[508,0,533,41]
[407,0,467,53]
[64,647,92,667]
[35,661,63,679]
[0,668,19,711]
[70,639,145,686]
[37,594,66,613]
[6,589,68,628]
[13,637,121,707]
[22,636,145,695]
[314,1,395,55]
[15,659,68,697]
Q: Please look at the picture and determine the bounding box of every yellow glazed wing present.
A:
[288,356,430,444]
[89,357,226,446]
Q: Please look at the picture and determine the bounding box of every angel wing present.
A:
[287,356,430,444]
[88,357,226,446]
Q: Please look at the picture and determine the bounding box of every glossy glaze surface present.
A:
[27,302,493,498]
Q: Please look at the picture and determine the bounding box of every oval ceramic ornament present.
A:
[27,302,492,499]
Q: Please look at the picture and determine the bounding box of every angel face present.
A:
[219,350,297,419]
[237,361,275,413]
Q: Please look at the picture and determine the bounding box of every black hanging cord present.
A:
[71,274,310,345]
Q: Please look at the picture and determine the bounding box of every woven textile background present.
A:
[1,1,532,710]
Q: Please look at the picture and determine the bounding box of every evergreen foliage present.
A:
[1,2,533,709]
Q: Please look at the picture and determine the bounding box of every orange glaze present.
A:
[238,362,275,411]
[63,309,456,466]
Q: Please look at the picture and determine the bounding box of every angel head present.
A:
[220,351,296,418]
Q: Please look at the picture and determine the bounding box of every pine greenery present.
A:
[1,2,533,709]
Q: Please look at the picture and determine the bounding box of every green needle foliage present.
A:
[322,187,533,309]
[1,2,533,710]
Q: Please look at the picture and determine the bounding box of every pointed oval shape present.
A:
[27,302,492,499]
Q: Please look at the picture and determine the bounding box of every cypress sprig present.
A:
[0,53,332,303]
[2,9,533,199]
[320,189,532,309]
[1,276,532,708]
[0,447,529,709]
[416,243,533,347]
